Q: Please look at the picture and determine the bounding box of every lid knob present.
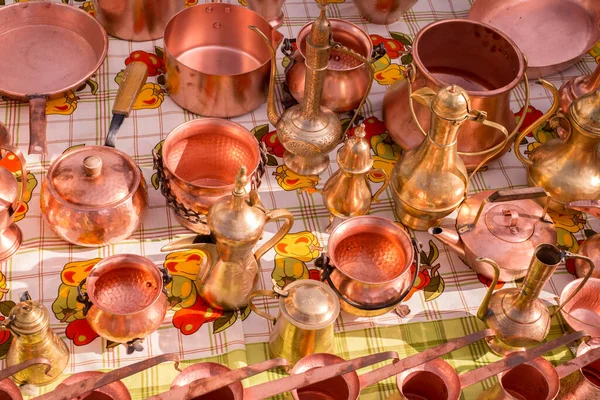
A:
[83,156,102,178]
[232,166,248,197]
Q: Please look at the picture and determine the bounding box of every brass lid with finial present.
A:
[571,86,600,134]
[412,84,471,121]
[6,292,50,336]
[336,124,373,174]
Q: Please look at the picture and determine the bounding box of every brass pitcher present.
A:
[390,85,472,231]
[477,244,595,356]
[514,82,600,213]
[321,123,390,231]
[250,0,373,176]
[162,167,294,310]
[0,292,69,385]
[248,279,340,365]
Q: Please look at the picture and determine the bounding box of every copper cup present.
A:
[395,358,461,400]
[153,118,266,234]
[55,371,131,400]
[246,0,286,29]
[171,363,243,399]
[482,358,560,400]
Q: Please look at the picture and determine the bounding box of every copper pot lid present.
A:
[280,280,340,330]
[571,87,600,135]
[0,167,17,212]
[46,146,140,209]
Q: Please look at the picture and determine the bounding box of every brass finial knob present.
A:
[354,123,366,138]
[233,166,248,196]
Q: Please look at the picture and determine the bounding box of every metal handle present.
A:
[253,209,294,261]
[0,144,27,218]
[251,142,268,191]
[357,352,400,389]
[566,200,600,218]
[76,278,93,317]
[475,258,501,321]
[247,290,280,324]
[514,79,561,168]
[370,43,386,63]
[0,358,52,382]
[28,96,48,155]
[554,252,595,315]
[555,344,600,379]
[370,168,389,203]
[281,38,296,57]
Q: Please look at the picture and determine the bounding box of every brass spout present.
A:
[161,235,218,284]
[429,227,466,259]
[249,25,280,127]
[476,258,500,321]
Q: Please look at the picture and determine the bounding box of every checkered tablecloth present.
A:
[0,0,599,398]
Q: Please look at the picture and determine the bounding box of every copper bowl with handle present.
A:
[153,118,267,234]
[559,277,600,337]
[55,371,131,400]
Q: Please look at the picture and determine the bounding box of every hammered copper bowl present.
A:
[156,118,262,233]
[171,362,243,400]
[559,277,600,337]
[291,354,360,400]
[82,254,169,344]
[396,359,461,400]
[286,19,373,113]
[56,371,131,400]
[325,216,415,316]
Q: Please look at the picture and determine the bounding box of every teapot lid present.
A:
[432,85,471,121]
[337,124,373,174]
[280,279,340,330]
[46,146,140,208]
[0,167,17,212]
[8,292,50,336]
[571,87,600,134]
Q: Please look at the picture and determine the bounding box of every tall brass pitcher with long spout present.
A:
[476,244,595,356]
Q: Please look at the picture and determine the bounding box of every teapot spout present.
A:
[161,235,218,284]
[566,200,600,218]
[429,227,466,259]
[249,25,281,127]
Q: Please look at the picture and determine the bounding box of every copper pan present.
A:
[0,2,107,155]
[468,0,600,78]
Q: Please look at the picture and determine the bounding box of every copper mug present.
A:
[382,19,533,170]
[76,254,173,354]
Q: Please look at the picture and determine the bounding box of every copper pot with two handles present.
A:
[76,254,173,354]
[284,19,385,113]
[383,19,539,170]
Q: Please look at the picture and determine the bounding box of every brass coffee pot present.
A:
[559,62,600,113]
[477,244,595,356]
[248,279,340,365]
[321,123,389,230]
[162,167,294,310]
[514,81,600,213]
[0,292,69,385]
[566,200,600,279]
[250,0,372,176]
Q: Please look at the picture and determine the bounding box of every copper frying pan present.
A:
[0,1,108,155]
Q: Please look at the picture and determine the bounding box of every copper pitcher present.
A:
[0,125,26,262]
[514,82,600,213]
[0,292,69,386]
[382,19,534,170]
[162,167,294,310]
[248,279,340,365]
[477,245,595,355]
[430,187,556,282]
[321,124,390,231]
[566,200,600,279]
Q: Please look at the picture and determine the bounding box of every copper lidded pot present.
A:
[93,0,185,41]
[76,254,172,353]
[383,19,534,170]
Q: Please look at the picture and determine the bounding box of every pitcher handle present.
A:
[0,144,26,218]
[370,168,389,203]
[76,278,93,317]
[248,290,280,324]
[253,209,294,261]
[553,252,595,315]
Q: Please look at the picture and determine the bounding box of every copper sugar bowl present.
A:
[382,19,533,170]
[284,19,382,113]
[430,187,556,282]
[316,216,419,317]
[76,254,172,353]
[40,145,147,246]
[154,118,266,234]
[55,371,132,400]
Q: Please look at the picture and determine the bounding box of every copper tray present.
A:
[468,0,600,78]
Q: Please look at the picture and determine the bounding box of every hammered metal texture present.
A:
[93,268,159,314]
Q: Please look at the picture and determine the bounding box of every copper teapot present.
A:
[566,200,600,279]
[321,124,389,231]
[162,167,294,310]
[251,0,372,176]
[477,244,595,355]
[430,187,556,282]
[514,82,600,213]
[0,292,69,386]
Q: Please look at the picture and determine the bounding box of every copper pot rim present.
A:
[0,2,108,100]
[86,254,164,316]
[396,358,461,400]
[164,3,281,78]
[327,216,414,284]
[162,118,261,190]
[559,277,600,333]
[45,145,142,211]
[412,18,525,97]
[295,18,372,72]
[171,362,243,393]
[57,371,131,399]
[497,357,560,399]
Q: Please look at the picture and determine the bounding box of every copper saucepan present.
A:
[0,2,108,155]
[163,0,284,117]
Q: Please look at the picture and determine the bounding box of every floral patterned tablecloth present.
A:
[0,0,599,398]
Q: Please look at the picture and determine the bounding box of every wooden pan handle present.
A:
[28,96,48,155]
[113,61,148,116]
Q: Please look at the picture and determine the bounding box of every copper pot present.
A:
[163,2,284,117]
[76,254,172,353]
[316,216,419,317]
[55,371,131,400]
[382,19,531,170]
[153,118,267,234]
[559,277,600,338]
[93,0,185,41]
[171,363,244,399]
[351,0,417,25]
[284,19,382,113]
